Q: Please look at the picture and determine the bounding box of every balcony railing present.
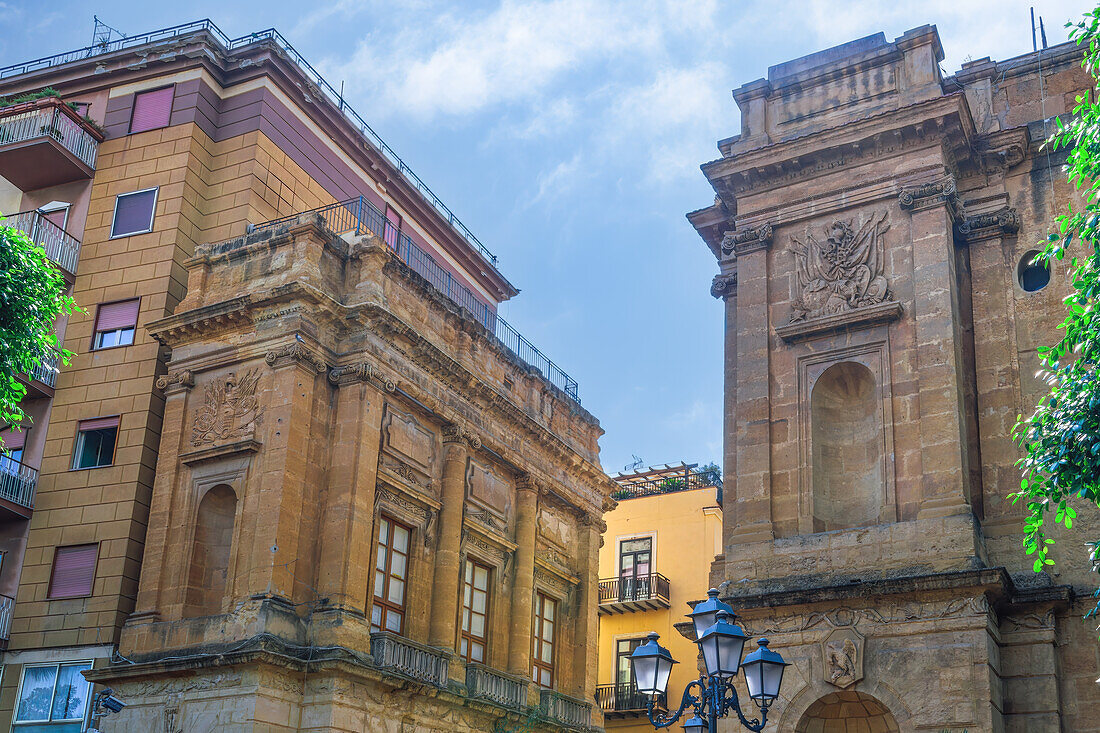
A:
[251,198,581,402]
[0,458,37,512]
[0,98,101,189]
[466,663,528,709]
[0,20,499,266]
[8,210,80,276]
[539,689,591,729]
[596,683,667,716]
[612,466,722,501]
[369,631,449,688]
[0,594,13,645]
[597,573,671,614]
[28,351,60,390]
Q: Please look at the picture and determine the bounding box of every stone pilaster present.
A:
[427,423,475,649]
[508,476,539,677]
[573,514,604,728]
[900,180,973,518]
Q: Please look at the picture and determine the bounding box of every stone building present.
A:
[0,20,614,732]
[689,26,1100,732]
[594,463,722,730]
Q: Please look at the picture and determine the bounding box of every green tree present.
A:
[0,220,78,428]
[1012,9,1100,627]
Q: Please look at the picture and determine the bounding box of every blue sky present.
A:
[0,0,1088,474]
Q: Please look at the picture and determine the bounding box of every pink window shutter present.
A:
[95,300,140,332]
[0,430,24,451]
[130,87,174,133]
[78,416,120,432]
[49,544,98,598]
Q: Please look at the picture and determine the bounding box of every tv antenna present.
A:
[91,16,126,53]
[624,454,644,473]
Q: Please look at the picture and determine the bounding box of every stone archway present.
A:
[795,691,900,733]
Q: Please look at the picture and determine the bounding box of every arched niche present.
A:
[184,483,237,618]
[795,691,900,732]
[810,361,883,532]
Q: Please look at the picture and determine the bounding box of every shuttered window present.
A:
[72,417,119,469]
[92,299,139,350]
[48,544,98,598]
[129,86,174,133]
[110,188,157,238]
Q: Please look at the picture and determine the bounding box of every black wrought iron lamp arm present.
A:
[713,677,770,732]
[645,678,706,729]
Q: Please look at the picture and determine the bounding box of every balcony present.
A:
[0,458,37,519]
[369,631,450,687]
[539,689,592,730]
[14,350,59,400]
[612,463,723,502]
[0,97,102,190]
[0,594,12,650]
[596,683,667,720]
[597,573,671,615]
[466,662,528,709]
[9,210,81,278]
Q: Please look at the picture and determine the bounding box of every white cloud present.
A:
[528,151,584,205]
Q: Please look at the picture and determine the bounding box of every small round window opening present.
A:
[1018,250,1051,292]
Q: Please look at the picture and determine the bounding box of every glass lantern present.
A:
[741,637,789,704]
[696,609,748,678]
[630,632,678,696]
[686,588,733,640]
[682,714,708,732]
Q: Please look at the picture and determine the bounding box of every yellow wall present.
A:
[598,486,721,730]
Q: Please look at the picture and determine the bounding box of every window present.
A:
[48,544,98,599]
[129,86,174,133]
[371,516,410,635]
[38,201,69,231]
[1,428,26,472]
[532,593,556,689]
[110,188,157,238]
[92,299,139,350]
[1018,250,1051,292]
[14,662,93,731]
[618,537,652,601]
[460,559,491,663]
[71,417,118,470]
[383,207,401,249]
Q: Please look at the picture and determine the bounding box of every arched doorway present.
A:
[795,691,900,732]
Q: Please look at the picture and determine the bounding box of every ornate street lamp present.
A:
[630,590,789,732]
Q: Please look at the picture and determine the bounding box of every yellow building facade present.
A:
[596,465,722,731]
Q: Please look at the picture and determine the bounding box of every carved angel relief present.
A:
[191,370,262,446]
[789,212,890,323]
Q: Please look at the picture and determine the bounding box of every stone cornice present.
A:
[898,176,960,215]
[956,206,1021,241]
[327,360,397,392]
[147,297,254,346]
[265,342,328,373]
[775,301,903,343]
[711,273,737,300]
[155,369,194,394]
[720,223,773,260]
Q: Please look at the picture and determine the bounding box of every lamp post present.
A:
[630,589,789,732]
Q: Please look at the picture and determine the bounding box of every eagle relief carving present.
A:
[822,627,864,689]
[191,370,262,446]
[789,212,890,323]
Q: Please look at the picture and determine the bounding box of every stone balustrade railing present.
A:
[465,662,528,709]
[539,688,592,730]
[369,631,450,688]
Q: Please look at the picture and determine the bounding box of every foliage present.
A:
[657,477,685,492]
[697,462,723,486]
[0,220,78,429]
[1011,9,1100,627]
[0,86,63,108]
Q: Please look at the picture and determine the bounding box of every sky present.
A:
[0,0,1090,475]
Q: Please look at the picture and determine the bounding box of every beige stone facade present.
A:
[0,21,610,733]
[690,27,1100,733]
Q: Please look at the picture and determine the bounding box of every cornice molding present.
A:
[711,273,737,300]
[155,369,194,394]
[898,176,960,215]
[265,342,327,373]
[956,206,1021,241]
[442,422,482,450]
[720,223,773,259]
[327,361,397,392]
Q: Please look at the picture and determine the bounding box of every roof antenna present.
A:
[91,16,126,54]
[1031,7,1038,52]
[1040,15,1048,49]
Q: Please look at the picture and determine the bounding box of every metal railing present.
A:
[466,663,528,709]
[0,458,37,511]
[598,573,671,605]
[0,594,13,641]
[0,19,499,267]
[252,198,580,402]
[28,351,60,389]
[9,210,81,275]
[0,99,99,170]
[539,689,591,729]
[596,683,667,714]
[613,467,722,501]
[369,631,449,688]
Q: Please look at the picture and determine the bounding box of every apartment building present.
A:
[595,463,722,730]
[0,20,613,732]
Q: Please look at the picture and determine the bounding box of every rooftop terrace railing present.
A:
[252,197,580,402]
[0,19,499,268]
[612,467,722,500]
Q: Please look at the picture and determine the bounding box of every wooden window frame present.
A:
[532,592,557,689]
[460,557,492,663]
[371,514,412,635]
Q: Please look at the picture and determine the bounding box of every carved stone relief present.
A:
[737,596,991,636]
[789,212,891,323]
[191,370,263,446]
[382,408,434,474]
[537,505,574,550]
[822,627,864,689]
[467,461,511,518]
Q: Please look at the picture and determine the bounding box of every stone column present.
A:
[427,423,473,649]
[316,364,388,613]
[573,514,603,727]
[712,269,738,567]
[508,476,539,677]
[130,370,194,622]
[901,181,974,518]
